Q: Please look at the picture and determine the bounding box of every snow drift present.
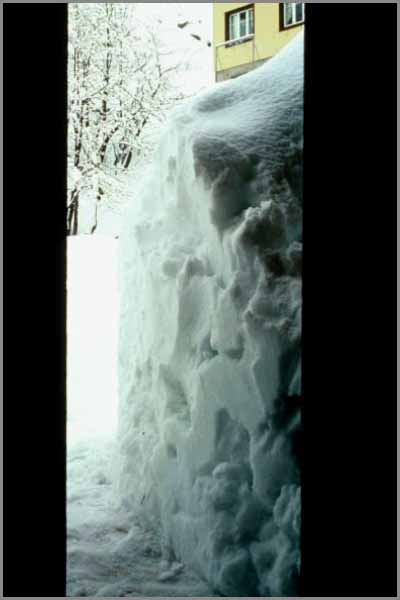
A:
[117,32,303,597]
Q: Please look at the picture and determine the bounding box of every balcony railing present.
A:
[215,34,256,75]
[215,33,255,49]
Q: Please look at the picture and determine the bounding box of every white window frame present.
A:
[283,3,305,29]
[228,6,254,42]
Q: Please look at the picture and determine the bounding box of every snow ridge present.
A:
[117,32,303,596]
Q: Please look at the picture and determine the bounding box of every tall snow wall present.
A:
[117,32,303,597]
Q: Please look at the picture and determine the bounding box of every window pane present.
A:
[285,3,293,26]
[240,12,246,37]
[233,13,240,38]
[229,14,240,39]
[295,3,303,23]
[249,8,254,34]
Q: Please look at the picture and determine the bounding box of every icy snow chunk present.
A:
[210,287,244,358]
[273,483,301,539]
[117,31,303,597]
[158,560,184,582]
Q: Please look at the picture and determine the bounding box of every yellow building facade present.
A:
[213,2,304,81]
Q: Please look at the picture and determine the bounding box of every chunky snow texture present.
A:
[117,32,303,597]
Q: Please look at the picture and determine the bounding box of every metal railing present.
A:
[215,33,255,49]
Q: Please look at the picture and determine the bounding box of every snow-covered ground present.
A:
[67,235,119,443]
[67,235,214,597]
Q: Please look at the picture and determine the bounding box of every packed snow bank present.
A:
[117,32,303,597]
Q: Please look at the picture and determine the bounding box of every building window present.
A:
[227,5,254,42]
[282,3,305,29]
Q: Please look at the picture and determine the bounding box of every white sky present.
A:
[135,3,214,95]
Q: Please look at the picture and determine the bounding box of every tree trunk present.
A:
[67,190,79,236]
[90,186,104,234]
